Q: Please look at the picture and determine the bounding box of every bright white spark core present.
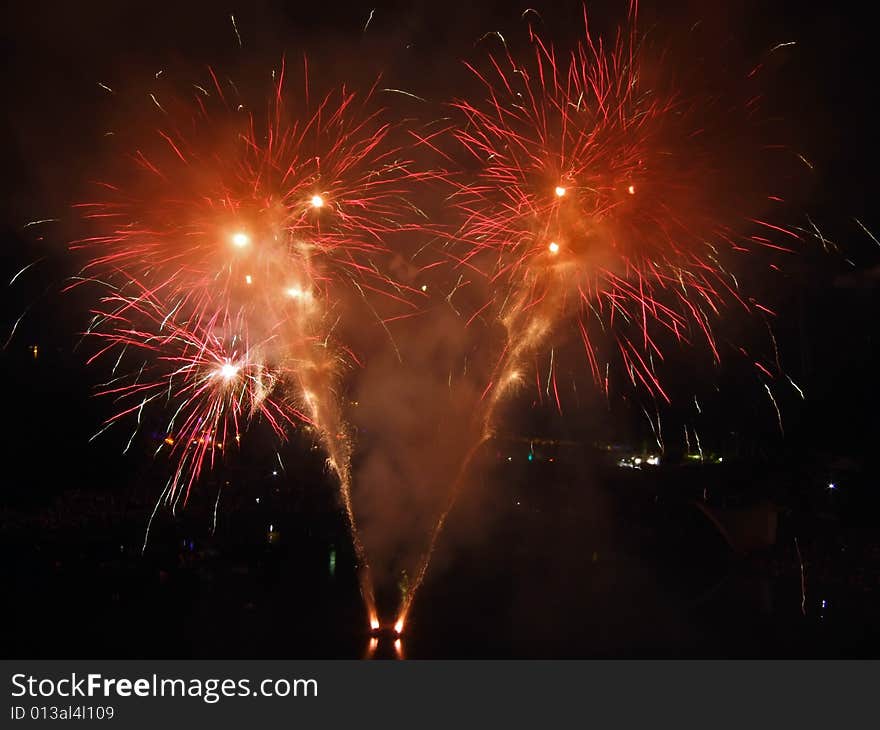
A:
[218,362,239,380]
[231,232,250,248]
[310,194,325,209]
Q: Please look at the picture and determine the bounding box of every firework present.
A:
[71,57,427,618]
[398,1,803,627]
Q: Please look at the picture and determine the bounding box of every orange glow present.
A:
[164,436,175,446]
[369,615,380,631]
[394,617,404,634]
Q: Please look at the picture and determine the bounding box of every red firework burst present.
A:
[445,1,801,411]
[71,57,424,501]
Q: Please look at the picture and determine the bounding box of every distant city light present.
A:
[617,453,661,470]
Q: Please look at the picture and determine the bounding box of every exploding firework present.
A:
[71,57,428,618]
[398,1,804,627]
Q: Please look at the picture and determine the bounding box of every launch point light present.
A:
[554,186,567,197]
[394,617,404,634]
[310,194,325,209]
[548,241,560,255]
[231,231,250,248]
[370,617,380,631]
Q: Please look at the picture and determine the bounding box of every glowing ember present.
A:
[231,231,250,248]
[218,362,239,380]
[310,194,325,209]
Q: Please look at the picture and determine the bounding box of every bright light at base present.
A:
[370,616,380,631]
[554,186,567,197]
[394,617,404,634]
[310,194,325,208]
[548,241,560,254]
[218,362,239,380]
[231,232,250,248]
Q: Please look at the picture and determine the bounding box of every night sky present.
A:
[2,0,878,459]
[1,1,879,658]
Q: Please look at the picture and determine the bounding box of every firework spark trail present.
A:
[72,58,425,621]
[399,1,802,626]
[294,331,378,618]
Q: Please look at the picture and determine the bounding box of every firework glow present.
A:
[395,0,805,628]
[69,56,434,621]
[49,1,817,644]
